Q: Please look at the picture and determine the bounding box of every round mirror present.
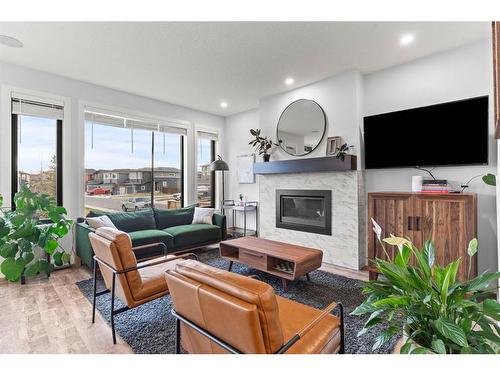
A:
[276,99,326,156]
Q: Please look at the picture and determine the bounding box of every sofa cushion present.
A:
[90,210,157,232]
[128,229,174,250]
[163,224,221,248]
[154,205,195,229]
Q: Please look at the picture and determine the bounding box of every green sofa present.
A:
[76,206,226,268]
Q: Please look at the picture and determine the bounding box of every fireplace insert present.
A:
[276,189,332,235]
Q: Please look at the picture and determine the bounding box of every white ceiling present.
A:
[0,22,491,116]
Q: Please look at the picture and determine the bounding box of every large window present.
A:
[196,134,216,207]
[84,110,185,214]
[11,98,63,209]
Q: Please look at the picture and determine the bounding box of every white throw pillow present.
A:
[86,215,117,230]
[192,207,215,225]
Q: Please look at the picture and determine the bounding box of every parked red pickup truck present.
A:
[87,187,112,195]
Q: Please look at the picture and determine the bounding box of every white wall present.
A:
[0,61,225,222]
[363,40,497,273]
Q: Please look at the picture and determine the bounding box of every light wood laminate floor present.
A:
[0,266,132,354]
[0,259,368,354]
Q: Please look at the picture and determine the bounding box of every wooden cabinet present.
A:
[367,192,477,280]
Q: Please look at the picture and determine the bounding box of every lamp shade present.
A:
[209,155,229,171]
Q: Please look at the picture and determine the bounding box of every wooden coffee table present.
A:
[219,237,323,291]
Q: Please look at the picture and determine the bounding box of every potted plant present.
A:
[0,184,73,284]
[248,129,280,162]
[335,143,354,162]
[352,219,500,354]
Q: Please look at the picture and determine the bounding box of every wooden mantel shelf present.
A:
[253,155,357,175]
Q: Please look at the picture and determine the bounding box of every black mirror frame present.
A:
[276,99,327,157]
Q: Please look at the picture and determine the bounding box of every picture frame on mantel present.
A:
[326,136,342,156]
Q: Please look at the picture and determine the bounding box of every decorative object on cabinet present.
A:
[411,176,423,192]
[221,199,258,238]
[236,154,255,183]
[366,192,477,281]
[326,136,342,156]
[248,129,279,162]
[276,99,327,157]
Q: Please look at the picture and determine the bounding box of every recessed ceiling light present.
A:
[220,101,228,108]
[0,35,23,48]
[399,33,415,46]
[285,77,295,85]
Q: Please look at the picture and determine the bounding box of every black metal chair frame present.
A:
[91,241,198,344]
[171,302,344,354]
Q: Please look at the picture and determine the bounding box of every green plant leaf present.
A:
[431,339,446,354]
[0,258,24,282]
[62,252,71,264]
[22,252,35,264]
[53,252,63,266]
[467,238,478,257]
[482,299,500,321]
[482,173,496,186]
[410,347,433,354]
[24,261,40,277]
[373,296,411,308]
[372,326,399,351]
[38,259,53,276]
[0,242,17,258]
[423,240,435,268]
[44,239,59,254]
[465,271,500,292]
[400,342,412,354]
[351,301,380,315]
[434,317,468,347]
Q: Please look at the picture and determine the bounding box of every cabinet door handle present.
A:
[407,216,412,230]
[416,216,421,231]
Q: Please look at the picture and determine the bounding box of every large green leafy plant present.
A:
[0,185,73,282]
[352,219,500,354]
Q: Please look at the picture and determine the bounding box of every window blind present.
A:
[197,130,218,141]
[84,109,187,136]
[12,98,64,120]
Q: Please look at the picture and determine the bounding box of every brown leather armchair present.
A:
[89,227,196,344]
[165,260,344,354]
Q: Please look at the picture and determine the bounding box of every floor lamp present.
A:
[209,155,229,214]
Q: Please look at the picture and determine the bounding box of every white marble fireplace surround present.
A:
[258,171,366,270]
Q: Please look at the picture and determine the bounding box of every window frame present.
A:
[11,113,63,208]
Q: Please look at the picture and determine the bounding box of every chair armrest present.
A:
[276,301,344,354]
[132,242,167,256]
[93,252,198,275]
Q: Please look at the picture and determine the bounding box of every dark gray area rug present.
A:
[76,249,401,354]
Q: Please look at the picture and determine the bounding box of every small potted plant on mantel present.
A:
[248,128,280,162]
[352,219,500,354]
[0,185,73,284]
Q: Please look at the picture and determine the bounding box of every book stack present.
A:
[421,179,449,193]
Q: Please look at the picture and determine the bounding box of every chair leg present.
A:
[111,273,117,345]
[175,318,181,354]
[92,258,97,324]
[338,303,345,354]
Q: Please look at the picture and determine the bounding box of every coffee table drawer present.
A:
[239,249,267,269]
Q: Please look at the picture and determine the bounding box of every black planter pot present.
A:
[263,154,270,162]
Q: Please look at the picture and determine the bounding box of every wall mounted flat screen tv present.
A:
[363,96,489,169]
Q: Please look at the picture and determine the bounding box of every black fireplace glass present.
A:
[276,189,332,235]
